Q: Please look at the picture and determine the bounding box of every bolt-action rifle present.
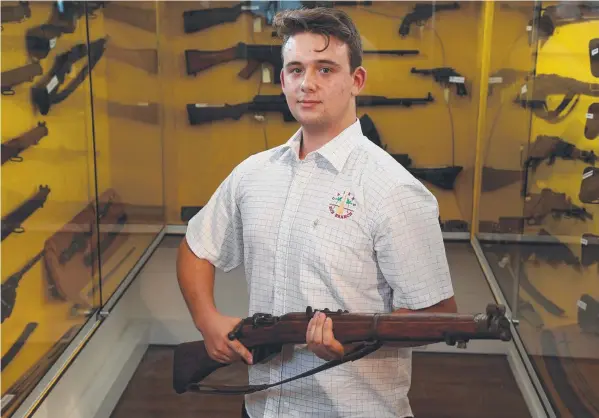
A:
[528,2,599,46]
[187,93,434,125]
[1,122,49,165]
[186,43,419,84]
[173,304,513,395]
[182,1,372,34]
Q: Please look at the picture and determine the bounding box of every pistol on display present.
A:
[185,43,419,84]
[399,2,460,36]
[411,67,468,96]
[182,1,372,34]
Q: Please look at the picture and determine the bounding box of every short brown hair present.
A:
[272,7,363,73]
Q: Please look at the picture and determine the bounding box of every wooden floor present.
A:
[110,345,531,418]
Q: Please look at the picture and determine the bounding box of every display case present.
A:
[2,1,599,418]
[475,1,599,417]
[1,2,164,416]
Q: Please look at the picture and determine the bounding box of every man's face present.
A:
[280,32,366,128]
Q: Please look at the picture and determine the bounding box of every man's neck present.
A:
[299,115,356,160]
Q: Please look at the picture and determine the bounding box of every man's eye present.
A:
[291,68,302,74]
[320,67,331,74]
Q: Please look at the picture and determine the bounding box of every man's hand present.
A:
[306,311,346,361]
[199,313,253,365]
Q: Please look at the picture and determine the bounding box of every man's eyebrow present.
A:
[285,59,342,68]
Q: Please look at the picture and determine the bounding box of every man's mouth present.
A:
[298,100,321,104]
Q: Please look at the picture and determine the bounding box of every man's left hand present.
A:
[306,311,345,361]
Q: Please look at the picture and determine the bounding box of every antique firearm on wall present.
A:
[173,304,513,394]
[524,135,596,170]
[581,233,599,267]
[359,113,462,190]
[523,188,593,225]
[586,102,598,139]
[399,2,460,36]
[31,37,107,115]
[410,67,468,96]
[528,2,599,46]
[182,1,372,34]
[187,93,434,125]
[577,294,599,334]
[1,122,49,165]
[25,1,104,60]
[185,43,419,84]
[1,62,43,95]
[1,1,31,24]
[1,322,38,372]
[104,43,158,75]
[102,2,156,32]
[579,167,599,204]
[1,185,51,242]
[1,251,44,323]
[516,74,599,122]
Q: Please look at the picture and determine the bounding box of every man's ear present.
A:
[280,68,286,90]
[351,66,367,96]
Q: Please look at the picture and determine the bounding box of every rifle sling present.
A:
[1,322,38,372]
[532,93,579,123]
[186,341,384,395]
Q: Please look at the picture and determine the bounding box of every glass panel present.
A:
[83,0,165,309]
[477,2,599,416]
[1,2,99,414]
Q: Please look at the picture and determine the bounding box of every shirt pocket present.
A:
[304,217,371,289]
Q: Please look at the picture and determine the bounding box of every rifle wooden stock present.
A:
[524,188,593,224]
[579,167,599,204]
[1,62,42,95]
[103,3,156,32]
[525,135,597,170]
[1,185,51,242]
[183,4,244,33]
[185,47,240,76]
[1,122,49,165]
[105,44,158,75]
[173,304,512,394]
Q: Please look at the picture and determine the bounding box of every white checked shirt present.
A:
[186,119,454,418]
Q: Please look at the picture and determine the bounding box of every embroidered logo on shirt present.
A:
[329,191,356,219]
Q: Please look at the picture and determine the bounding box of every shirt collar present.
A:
[281,119,362,172]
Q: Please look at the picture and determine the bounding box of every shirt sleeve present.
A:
[373,181,454,310]
[185,168,244,272]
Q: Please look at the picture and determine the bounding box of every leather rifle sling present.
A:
[186,341,383,395]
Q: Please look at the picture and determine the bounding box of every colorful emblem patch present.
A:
[329,191,357,219]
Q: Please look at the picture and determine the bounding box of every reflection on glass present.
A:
[477,2,599,417]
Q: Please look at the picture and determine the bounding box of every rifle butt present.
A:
[579,167,599,204]
[173,340,229,394]
[185,48,238,76]
[183,6,243,34]
[1,62,43,94]
[105,44,158,75]
[103,3,157,32]
[187,103,245,125]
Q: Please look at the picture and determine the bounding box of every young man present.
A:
[177,7,456,418]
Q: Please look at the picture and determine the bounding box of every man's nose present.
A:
[300,69,317,92]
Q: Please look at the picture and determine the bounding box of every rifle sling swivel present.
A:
[187,341,384,395]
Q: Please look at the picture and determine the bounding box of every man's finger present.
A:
[306,315,316,343]
[323,317,344,357]
[312,312,325,345]
[228,339,253,364]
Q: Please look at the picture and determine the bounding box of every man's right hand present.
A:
[200,313,253,365]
